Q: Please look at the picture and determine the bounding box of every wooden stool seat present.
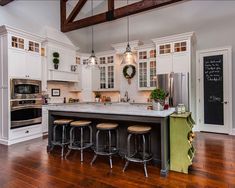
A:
[128,125,152,134]
[97,123,118,130]
[54,119,73,125]
[70,120,91,127]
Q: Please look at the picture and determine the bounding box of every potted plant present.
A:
[94,91,101,102]
[53,52,60,69]
[150,88,166,111]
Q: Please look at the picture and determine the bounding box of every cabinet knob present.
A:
[25,130,29,134]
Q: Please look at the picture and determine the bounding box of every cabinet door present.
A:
[8,49,27,78]
[172,52,189,73]
[138,62,148,88]
[26,53,42,79]
[149,60,157,87]
[156,55,172,75]
[42,108,48,133]
[107,65,114,89]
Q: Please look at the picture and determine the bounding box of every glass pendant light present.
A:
[121,0,136,65]
[87,0,98,67]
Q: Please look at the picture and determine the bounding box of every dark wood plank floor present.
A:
[0,132,235,188]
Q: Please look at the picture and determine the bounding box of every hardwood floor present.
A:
[0,132,234,188]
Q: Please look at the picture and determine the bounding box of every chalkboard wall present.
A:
[203,55,224,125]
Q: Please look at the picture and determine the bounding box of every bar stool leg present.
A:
[108,130,112,169]
[61,125,66,157]
[65,127,74,159]
[142,134,148,177]
[123,133,132,172]
[80,127,84,162]
[144,162,148,177]
[89,125,93,145]
[91,130,100,166]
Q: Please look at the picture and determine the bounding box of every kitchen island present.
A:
[46,103,175,176]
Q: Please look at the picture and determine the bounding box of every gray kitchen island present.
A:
[46,103,175,177]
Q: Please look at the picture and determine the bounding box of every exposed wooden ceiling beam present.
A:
[0,0,14,6]
[61,0,183,32]
[66,0,87,23]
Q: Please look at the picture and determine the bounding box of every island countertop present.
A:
[44,103,175,117]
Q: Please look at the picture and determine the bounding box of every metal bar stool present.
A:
[51,119,73,157]
[123,125,152,177]
[65,120,93,162]
[91,123,119,168]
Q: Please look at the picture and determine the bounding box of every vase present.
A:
[54,64,59,70]
[152,100,164,111]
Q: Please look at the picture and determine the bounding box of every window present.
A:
[150,50,156,58]
[159,44,171,54]
[139,51,147,59]
[174,42,187,52]
[28,41,40,53]
[107,66,114,88]
[11,36,24,49]
[139,62,147,87]
[83,59,88,65]
[107,56,114,64]
[100,57,106,64]
[100,67,106,89]
[150,61,156,87]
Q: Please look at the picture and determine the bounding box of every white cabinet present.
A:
[8,34,42,79]
[92,54,118,91]
[8,49,41,79]
[48,69,79,82]
[42,107,48,133]
[152,32,193,75]
[137,48,157,90]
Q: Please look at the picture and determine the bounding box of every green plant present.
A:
[53,52,59,58]
[53,58,59,64]
[150,88,166,102]
[94,91,101,98]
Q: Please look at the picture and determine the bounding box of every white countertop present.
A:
[44,103,175,118]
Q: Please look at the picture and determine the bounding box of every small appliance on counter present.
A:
[68,98,80,103]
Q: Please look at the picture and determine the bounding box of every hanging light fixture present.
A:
[87,0,98,67]
[121,0,136,65]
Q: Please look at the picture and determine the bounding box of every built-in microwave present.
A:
[11,79,41,99]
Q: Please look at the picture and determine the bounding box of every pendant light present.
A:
[121,0,136,65]
[87,0,98,67]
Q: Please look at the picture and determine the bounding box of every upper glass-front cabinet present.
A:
[137,49,157,90]
[158,41,188,55]
[98,55,115,90]
[10,35,40,54]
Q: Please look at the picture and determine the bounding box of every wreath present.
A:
[123,65,136,79]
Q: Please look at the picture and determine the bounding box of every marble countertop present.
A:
[44,103,175,118]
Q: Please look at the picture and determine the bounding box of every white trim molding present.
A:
[231,129,235,136]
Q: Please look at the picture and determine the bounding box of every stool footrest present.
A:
[51,140,70,146]
[93,146,118,156]
[68,142,93,150]
[125,152,153,163]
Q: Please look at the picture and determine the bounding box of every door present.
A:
[197,47,232,134]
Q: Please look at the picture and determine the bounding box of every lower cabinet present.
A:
[170,112,195,174]
[10,124,42,143]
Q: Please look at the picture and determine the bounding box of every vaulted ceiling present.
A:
[61,0,183,32]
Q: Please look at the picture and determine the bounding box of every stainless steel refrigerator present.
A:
[156,73,189,110]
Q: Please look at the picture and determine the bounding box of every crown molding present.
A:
[0,25,44,42]
[152,32,195,44]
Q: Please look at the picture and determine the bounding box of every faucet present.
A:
[124,91,130,102]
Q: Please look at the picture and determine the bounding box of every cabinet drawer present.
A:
[10,124,42,140]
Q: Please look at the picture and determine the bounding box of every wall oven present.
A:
[11,79,41,99]
[11,99,42,129]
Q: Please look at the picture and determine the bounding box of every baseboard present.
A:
[0,134,42,145]
[231,129,235,136]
